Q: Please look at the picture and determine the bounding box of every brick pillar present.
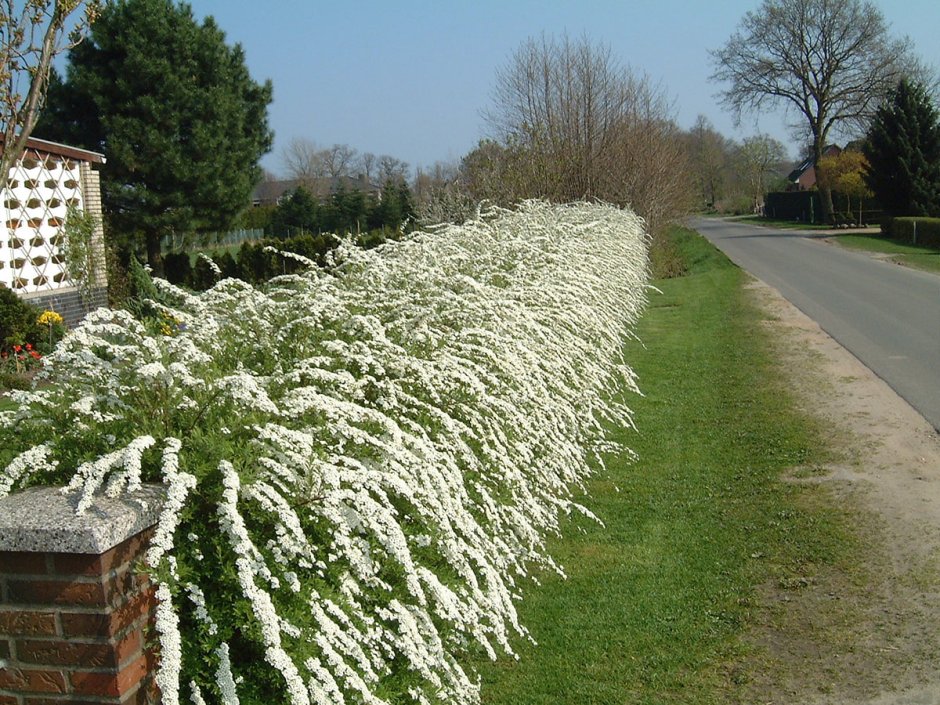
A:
[78,162,108,292]
[0,486,164,705]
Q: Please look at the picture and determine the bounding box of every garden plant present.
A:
[0,201,649,705]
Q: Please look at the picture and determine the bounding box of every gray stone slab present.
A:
[0,484,164,554]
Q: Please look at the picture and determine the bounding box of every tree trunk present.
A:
[146,232,164,276]
[820,181,835,224]
[813,140,835,224]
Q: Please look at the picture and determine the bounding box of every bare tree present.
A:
[685,115,738,210]
[413,160,467,223]
[602,73,695,233]
[711,0,917,223]
[1,0,99,178]
[377,154,408,184]
[322,142,357,179]
[483,33,693,232]
[486,34,632,201]
[461,139,525,204]
[281,136,325,182]
[357,151,377,181]
[736,134,787,212]
[413,160,459,203]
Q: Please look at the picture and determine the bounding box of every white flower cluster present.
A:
[0,443,57,498]
[0,201,649,705]
[154,581,183,705]
[146,438,197,568]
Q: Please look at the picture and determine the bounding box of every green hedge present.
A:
[163,229,402,291]
[888,217,940,248]
[764,191,822,223]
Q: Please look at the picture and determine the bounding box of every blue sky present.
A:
[183,0,940,176]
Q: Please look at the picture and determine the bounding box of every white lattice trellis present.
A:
[1,150,86,294]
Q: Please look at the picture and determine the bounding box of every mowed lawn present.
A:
[829,233,940,273]
[475,227,854,704]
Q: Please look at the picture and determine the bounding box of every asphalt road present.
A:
[689,217,940,432]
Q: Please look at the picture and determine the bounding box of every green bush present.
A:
[0,289,65,386]
[190,255,222,291]
[234,233,336,284]
[715,194,754,216]
[890,217,940,248]
[180,229,392,289]
[105,243,133,309]
[0,288,41,350]
[237,204,275,232]
[215,251,238,280]
[163,252,193,286]
[235,241,274,283]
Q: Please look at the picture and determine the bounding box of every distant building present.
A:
[252,174,381,207]
[1,137,108,325]
[787,145,842,191]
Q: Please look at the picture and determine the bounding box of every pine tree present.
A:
[864,80,940,217]
[396,181,416,227]
[36,0,273,269]
[271,187,319,238]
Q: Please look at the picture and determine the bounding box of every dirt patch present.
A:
[740,279,940,705]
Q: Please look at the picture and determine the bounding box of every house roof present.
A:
[787,145,841,184]
[1,135,106,164]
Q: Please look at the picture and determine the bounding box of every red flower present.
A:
[25,343,32,351]
[29,351,41,360]
[13,345,21,353]
[1,351,7,359]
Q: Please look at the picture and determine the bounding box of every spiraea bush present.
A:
[0,201,649,705]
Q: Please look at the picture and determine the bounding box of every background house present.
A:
[787,145,842,190]
[1,137,108,325]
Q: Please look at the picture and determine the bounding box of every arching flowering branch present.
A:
[0,201,649,705]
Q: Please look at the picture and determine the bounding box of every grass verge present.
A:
[828,234,940,274]
[475,225,856,704]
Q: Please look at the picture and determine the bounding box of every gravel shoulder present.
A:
[742,278,940,704]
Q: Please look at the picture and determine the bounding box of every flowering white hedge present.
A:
[0,201,649,705]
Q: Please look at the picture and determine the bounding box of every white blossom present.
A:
[215,643,239,705]
[154,582,182,705]
[0,443,57,497]
[1,201,649,705]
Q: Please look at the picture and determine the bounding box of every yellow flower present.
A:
[37,310,64,326]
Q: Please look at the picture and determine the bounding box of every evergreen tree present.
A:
[370,179,403,231]
[270,187,319,238]
[396,181,416,227]
[338,187,368,234]
[864,79,940,217]
[37,0,273,268]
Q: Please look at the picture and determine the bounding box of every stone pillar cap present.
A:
[0,485,164,554]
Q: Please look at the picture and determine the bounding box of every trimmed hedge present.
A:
[764,191,822,223]
[888,217,940,248]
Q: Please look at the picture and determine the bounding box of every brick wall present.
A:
[0,487,163,705]
[21,286,108,329]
